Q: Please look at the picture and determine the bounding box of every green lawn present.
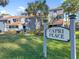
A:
[0,31,79,59]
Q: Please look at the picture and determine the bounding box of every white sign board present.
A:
[46,27,69,41]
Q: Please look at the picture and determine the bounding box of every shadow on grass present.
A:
[0,34,19,43]
[76,34,79,39]
[0,35,43,59]
[47,47,70,59]
[0,34,79,59]
[76,31,79,39]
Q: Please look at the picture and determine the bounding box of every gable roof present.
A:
[49,19,64,25]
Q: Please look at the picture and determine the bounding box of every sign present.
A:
[46,27,69,41]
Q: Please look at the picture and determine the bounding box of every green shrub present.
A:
[29,31,34,34]
[35,29,43,36]
[18,32,25,39]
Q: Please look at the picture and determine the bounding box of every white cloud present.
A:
[16,6,27,15]
[17,6,26,12]
[0,10,9,14]
[19,6,25,10]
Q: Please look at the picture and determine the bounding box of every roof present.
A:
[3,15,35,19]
[0,15,45,21]
[0,15,34,21]
[49,19,64,25]
[49,7,63,11]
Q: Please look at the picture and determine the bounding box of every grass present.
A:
[0,31,79,59]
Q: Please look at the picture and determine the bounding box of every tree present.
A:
[0,0,9,7]
[26,0,49,16]
[62,0,79,14]
[61,0,79,27]
[25,0,49,32]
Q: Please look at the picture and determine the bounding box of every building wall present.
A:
[48,8,64,26]
[19,25,23,30]
[21,18,25,23]
[0,21,5,32]
[25,18,36,31]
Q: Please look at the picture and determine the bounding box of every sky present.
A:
[0,0,64,15]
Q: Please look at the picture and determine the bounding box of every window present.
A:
[9,26,11,28]
[53,10,57,13]
[13,19,16,22]
[8,21,10,23]
[9,26,18,28]
[25,19,28,22]
[16,26,18,28]
[56,15,64,19]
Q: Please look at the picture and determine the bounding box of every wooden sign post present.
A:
[43,19,48,59]
[69,14,76,59]
[43,14,76,59]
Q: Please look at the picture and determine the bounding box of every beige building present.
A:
[48,8,64,26]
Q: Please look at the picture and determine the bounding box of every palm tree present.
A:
[61,0,79,27]
[0,0,9,32]
[0,0,9,7]
[26,0,49,16]
[25,0,49,32]
[62,0,79,14]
